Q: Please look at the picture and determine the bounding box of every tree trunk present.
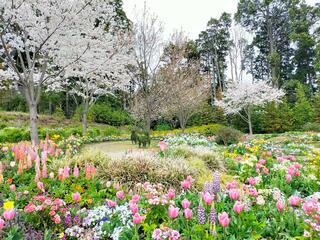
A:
[29,103,39,145]
[66,91,70,119]
[82,101,89,136]
[82,112,87,136]
[248,111,253,135]
[144,115,151,133]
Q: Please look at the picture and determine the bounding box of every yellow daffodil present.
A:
[3,201,14,210]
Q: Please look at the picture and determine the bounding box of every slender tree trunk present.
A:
[248,111,253,135]
[82,101,89,136]
[144,115,151,133]
[66,91,70,119]
[29,102,39,145]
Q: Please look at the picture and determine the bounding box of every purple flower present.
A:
[209,207,217,224]
[212,172,220,196]
[197,205,206,224]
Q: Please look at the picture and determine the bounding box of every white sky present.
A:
[123,0,319,40]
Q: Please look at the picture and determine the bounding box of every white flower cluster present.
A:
[164,134,214,147]
[80,204,133,240]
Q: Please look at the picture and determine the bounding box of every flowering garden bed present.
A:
[0,134,319,239]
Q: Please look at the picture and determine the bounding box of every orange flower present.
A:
[87,199,92,204]
[81,188,85,193]
[7,178,13,184]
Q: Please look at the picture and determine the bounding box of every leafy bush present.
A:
[215,127,242,145]
[154,122,172,131]
[89,104,132,126]
[0,127,30,142]
[302,122,320,132]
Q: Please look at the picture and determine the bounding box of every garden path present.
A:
[83,140,156,159]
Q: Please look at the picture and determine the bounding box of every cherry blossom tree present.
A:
[0,0,131,143]
[160,32,210,133]
[60,31,134,135]
[215,81,285,134]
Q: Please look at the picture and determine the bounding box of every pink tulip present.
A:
[258,159,266,165]
[9,184,16,191]
[202,192,213,205]
[288,195,301,207]
[73,166,79,178]
[276,200,285,212]
[248,177,257,186]
[186,175,194,183]
[181,180,191,190]
[184,208,193,219]
[233,201,244,214]
[218,212,230,227]
[288,167,295,175]
[285,174,292,182]
[106,200,117,207]
[248,187,259,197]
[72,192,81,202]
[229,189,240,200]
[263,168,269,174]
[294,163,301,169]
[167,189,176,199]
[132,213,145,224]
[159,141,168,151]
[0,218,4,230]
[116,191,125,200]
[130,204,139,214]
[168,206,179,219]
[181,199,191,209]
[37,181,44,192]
[131,194,140,204]
[3,209,14,221]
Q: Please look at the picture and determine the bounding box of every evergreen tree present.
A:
[197,13,232,101]
[293,83,314,129]
[312,90,320,123]
[263,100,293,133]
[236,0,292,87]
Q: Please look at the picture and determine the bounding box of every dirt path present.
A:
[83,140,156,158]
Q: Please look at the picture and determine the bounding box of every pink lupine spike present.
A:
[41,151,48,178]
[73,166,79,178]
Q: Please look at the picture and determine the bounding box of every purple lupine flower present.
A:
[204,181,211,193]
[197,205,206,224]
[212,172,220,195]
[209,207,218,224]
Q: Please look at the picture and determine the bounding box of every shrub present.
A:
[302,122,320,132]
[0,127,30,143]
[215,127,242,145]
[154,122,172,131]
[185,124,224,136]
[89,104,132,126]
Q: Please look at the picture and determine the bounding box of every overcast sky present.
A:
[123,0,319,40]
